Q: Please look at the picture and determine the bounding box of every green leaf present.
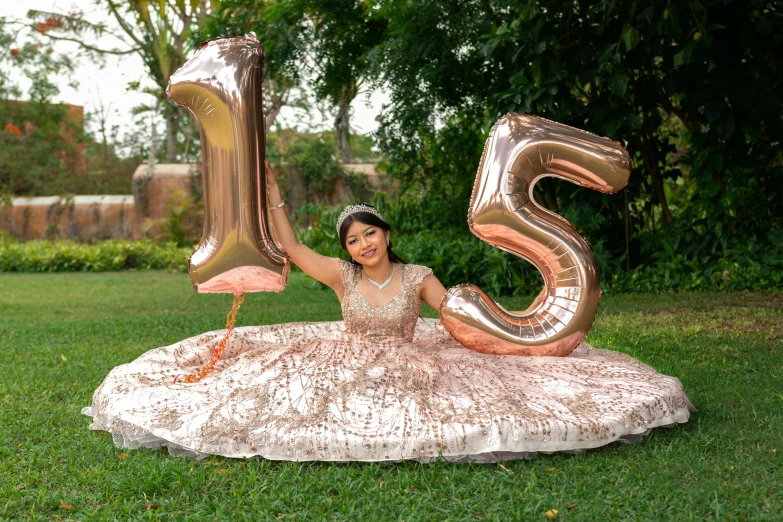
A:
[672,51,686,67]
[704,102,723,122]
[621,24,640,51]
[608,69,628,97]
[714,112,735,140]
[531,56,542,85]
[480,38,500,58]
[672,41,696,67]
[708,154,724,171]
[625,113,642,130]
[518,3,540,21]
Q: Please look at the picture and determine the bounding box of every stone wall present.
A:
[0,164,200,242]
[1,195,135,241]
[1,163,392,242]
[131,164,202,239]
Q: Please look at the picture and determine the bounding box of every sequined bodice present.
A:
[339,261,433,341]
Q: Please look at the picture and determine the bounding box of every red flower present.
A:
[36,18,62,33]
[4,124,22,137]
[10,48,21,59]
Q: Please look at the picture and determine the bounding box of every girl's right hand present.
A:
[265,161,283,203]
[265,161,279,189]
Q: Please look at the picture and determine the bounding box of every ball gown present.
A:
[83,261,694,462]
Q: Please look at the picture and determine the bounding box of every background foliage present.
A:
[369,0,783,281]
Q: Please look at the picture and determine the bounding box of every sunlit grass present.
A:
[1,272,781,520]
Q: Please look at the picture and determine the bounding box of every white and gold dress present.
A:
[84,261,694,462]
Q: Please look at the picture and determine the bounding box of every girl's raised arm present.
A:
[265,161,343,294]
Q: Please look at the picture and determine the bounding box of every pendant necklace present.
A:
[366,265,395,291]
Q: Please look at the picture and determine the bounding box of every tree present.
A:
[370,0,783,268]
[174,0,388,164]
[0,16,81,196]
[263,0,387,164]
[29,1,214,163]
[196,0,305,134]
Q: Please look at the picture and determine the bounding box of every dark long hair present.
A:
[338,209,406,265]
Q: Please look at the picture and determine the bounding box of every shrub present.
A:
[0,236,191,272]
[2,215,780,295]
[157,189,204,247]
[295,205,783,296]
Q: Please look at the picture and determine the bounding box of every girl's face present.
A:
[345,221,390,267]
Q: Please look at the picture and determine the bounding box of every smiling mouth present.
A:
[361,249,376,257]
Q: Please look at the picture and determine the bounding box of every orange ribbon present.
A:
[174,293,244,384]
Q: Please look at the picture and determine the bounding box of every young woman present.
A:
[264,161,448,324]
[83,163,693,462]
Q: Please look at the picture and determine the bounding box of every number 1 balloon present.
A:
[167,34,289,294]
[439,113,631,356]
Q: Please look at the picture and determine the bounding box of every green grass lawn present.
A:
[1,271,781,521]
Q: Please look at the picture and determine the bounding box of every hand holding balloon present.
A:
[265,161,284,210]
[264,161,289,252]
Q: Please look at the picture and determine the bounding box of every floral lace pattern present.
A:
[84,262,694,461]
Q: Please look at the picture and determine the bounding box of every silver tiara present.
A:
[336,204,385,234]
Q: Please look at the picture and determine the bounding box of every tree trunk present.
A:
[182,114,194,163]
[624,190,631,271]
[631,134,673,225]
[264,79,290,133]
[149,110,158,172]
[649,165,673,225]
[165,102,180,163]
[544,178,559,211]
[265,99,284,133]
[278,131,287,163]
[334,97,351,164]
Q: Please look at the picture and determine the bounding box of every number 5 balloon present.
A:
[439,113,631,356]
[167,34,289,294]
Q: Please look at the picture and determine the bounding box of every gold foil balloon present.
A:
[439,113,631,356]
[167,34,289,294]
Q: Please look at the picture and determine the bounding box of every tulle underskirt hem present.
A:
[81,406,691,463]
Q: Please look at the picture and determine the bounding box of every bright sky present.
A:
[1,0,387,141]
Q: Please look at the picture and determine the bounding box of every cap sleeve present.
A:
[338,259,360,290]
[406,264,434,289]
